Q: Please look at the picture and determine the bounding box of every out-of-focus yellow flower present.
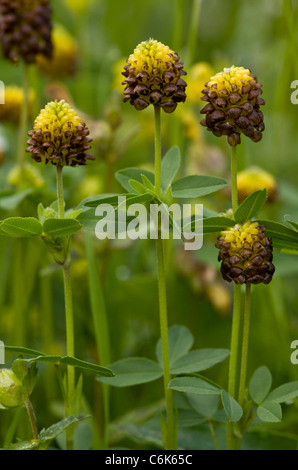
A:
[0,86,35,125]
[206,282,232,316]
[64,0,95,14]
[7,162,45,189]
[186,62,214,105]
[176,106,201,141]
[112,58,127,93]
[237,166,278,203]
[37,24,78,78]
[77,175,103,202]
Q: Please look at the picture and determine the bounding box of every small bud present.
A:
[0,369,25,409]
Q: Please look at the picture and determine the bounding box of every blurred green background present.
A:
[0,0,298,450]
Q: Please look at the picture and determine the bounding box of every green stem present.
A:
[227,284,242,450]
[63,262,75,401]
[208,419,220,450]
[25,398,38,440]
[227,144,241,450]
[238,283,252,407]
[55,166,75,449]
[56,166,65,219]
[154,105,176,450]
[63,261,76,450]
[231,146,238,215]
[154,105,162,195]
[17,64,30,172]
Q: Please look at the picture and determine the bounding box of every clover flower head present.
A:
[26,100,94,167]
[200,66,265,146]
[0,0,53,64]
[122,39,187,113]
[216,221,275,285]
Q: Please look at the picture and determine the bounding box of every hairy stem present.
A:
[56,166,65,219]
[25,398,38,440]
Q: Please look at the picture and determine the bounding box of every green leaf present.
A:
[43,218,82,238]
[141,174,156,192]
[1,217,43,237]
[77,208,99,231]
[284,215,298,232]
[78,207,136,234]
[184,216,235,234]
[257,402,282,423]
[153,197,186,242]
[249,366,272,404]
[258,220,298,244]
[0,189,32,211]
[128,179,147,195]
[234,189,267,224]
[221,390,243,422]
[170,348,230,375]
[26,355,114,377]
[266,381,298,403]
[65,208,83,220]
[161,146,181,191]
[116,168,155,193]
[115,193,153,211]
[83,193,124,208]
[187,394,219,418]
[5,345,45,357]
[4,415,87,450]
[38,203,45,224]
[171,175,227,199]
[97,357,163,387]
[169,377,221,395]
[156,325,194,369]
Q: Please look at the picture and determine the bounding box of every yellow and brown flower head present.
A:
[26,100,94,167]
[237,166,278,203]
[0,0,53,64]
[216,221,275,285]
[0,85,35,125]
[200,66,265,146]
[37,24,78,78]
[122,39,187,113]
